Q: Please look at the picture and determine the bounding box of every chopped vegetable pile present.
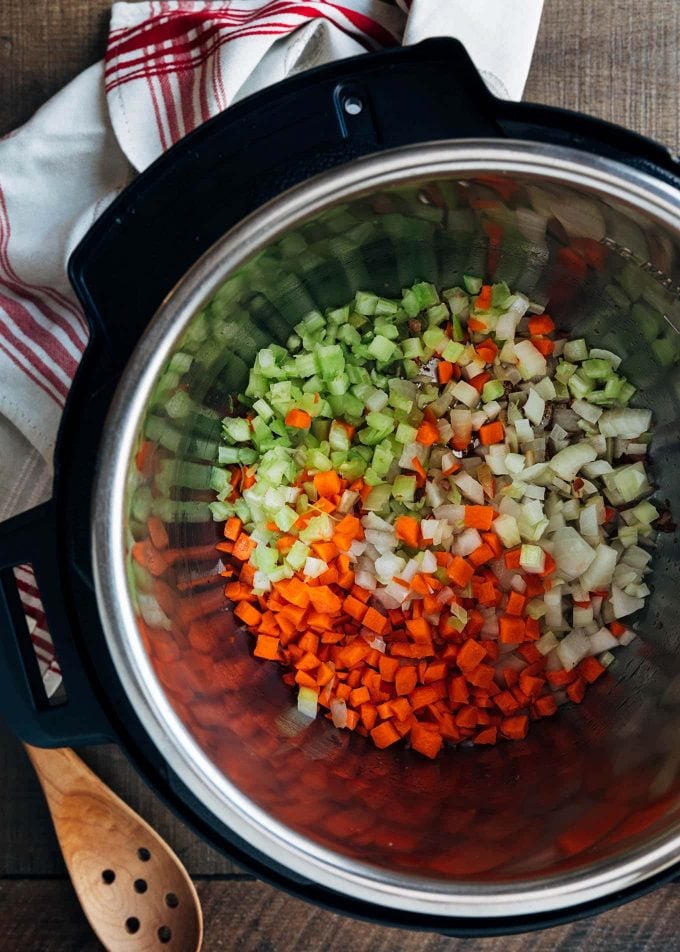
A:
[210,279,660,758]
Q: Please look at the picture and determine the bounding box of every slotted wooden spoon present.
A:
[25,743,203,952]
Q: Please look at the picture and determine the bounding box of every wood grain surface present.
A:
[1,0,680,950]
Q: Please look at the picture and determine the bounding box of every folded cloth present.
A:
[0,0,544,691]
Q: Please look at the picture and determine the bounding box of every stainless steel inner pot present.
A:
[93,141,680,919]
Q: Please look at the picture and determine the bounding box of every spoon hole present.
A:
[165,892,179,909]
[126,917,140,935]
[134,878,148,894]
[101,869,116,884]
[137,847,151,862]
[158,925,172,944]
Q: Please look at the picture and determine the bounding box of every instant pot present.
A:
[1,40,679,935]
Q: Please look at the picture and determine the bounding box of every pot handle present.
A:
[0,501,113,746]
[68,37,503,361]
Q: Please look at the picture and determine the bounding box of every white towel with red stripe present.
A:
[0,0,544,691]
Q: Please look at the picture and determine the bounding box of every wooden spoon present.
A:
[24,743,203,952]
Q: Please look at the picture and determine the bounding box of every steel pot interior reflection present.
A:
[94,143,680,919]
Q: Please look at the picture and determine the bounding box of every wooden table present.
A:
[1,1,679,948]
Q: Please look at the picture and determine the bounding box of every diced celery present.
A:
[484,381,507,409]
[563,338,588,362]
[368,335,397,362]
[463,275,483,294]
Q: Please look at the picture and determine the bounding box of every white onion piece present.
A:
[304,557,328,578]
[331,698,348,728]
[549,443,597,481]
[297,686,318,718]
[611,584,644,618]
[354,570,376,590]
[552,527,597,581]
[536,630,559,655]
[454,528,482,556]
[579,543,617,591]
[588,627,619,654]
[524,388,545,425]
[557,628,590,670]
[374,552,406,584]
[453,471,485,504]
[598,408,652,439]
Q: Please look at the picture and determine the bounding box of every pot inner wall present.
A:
[119,168,680,889]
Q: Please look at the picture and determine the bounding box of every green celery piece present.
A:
[401,288,421,317]
[563,338,588,362]
[463,275,483,295]
[355,291,379,315]
[392,474,417,502]
[413,282,440,309]
[402,337,424,359]
[372,442,395,478]
[491,282,512,308]
[368,335,396,362]
[316,344,345,380]
[582,358,613,379]
[427,303,449,326]
[441,340,465,362]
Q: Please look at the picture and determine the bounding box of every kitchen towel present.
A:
[0,0,544,688]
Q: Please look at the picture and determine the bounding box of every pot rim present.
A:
[92,139,680,919]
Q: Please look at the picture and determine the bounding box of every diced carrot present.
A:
[232,532,257,561]
[469,371,492,393]
[480,532,502,557]
[474,726,498,745]
[370,720,400,749]
[456,639,486,673]
[360,702,378,730]
[223,516,243,541]
[464,506,495,530]
[468,543,494,567]
[531,337,555,356]
[503,547,522,569]
[498,615,525,644]
[234,601,262,627]
[479,421,504,445]
[533,694,557,718]
[416,420,440,445]
[308,585,342,614]
[411,456,427,483]
[566,677,587,704]
[546,668,577,687]
[363,606,388,635]
[395,515,420,548]
[475,338,498,363]
[410,722,443,759]
[455,705,478,728]
[343,595,367,622]
[577,656,606,684]
[409,682,446,710]
[284,409,311,429]
[447,555,474,587]
[253,635,280,660]
[465,663,495,689]
[313,470,342,498]
[609,621,627,637]
[505,591,526,616]
[350,686,370,707]
[467,317,488,332]
[500,715,529,740]
[378,655,400,682]
[395,665,418,696]
[437,360,455,384]
[475,284,493,309]
[528,315,555,336]
[448,675,469,705]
